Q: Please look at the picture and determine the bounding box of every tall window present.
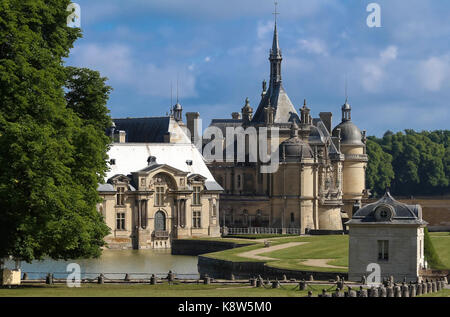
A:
[116,212,125,230]
[155,186,165,206]
[378,240,389,260]
[116,187,125,206]
[193,211,201,228]
[193,186,201,205]
[154,211,166,231]
[290,213,295,223]
[237,175,241,188]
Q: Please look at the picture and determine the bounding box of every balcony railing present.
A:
[153,230,169,239]
[223,227,301,236]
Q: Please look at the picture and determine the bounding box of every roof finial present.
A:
[273,1,279,24]
[345,73,348,103]
[170,80,173,115]
[176,72,179,104]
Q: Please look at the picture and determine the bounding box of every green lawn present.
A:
[0,283,333,297]
[419,288,450,297]
[203,233,449,273]
[430,234,450,269]
[1,283,447,297]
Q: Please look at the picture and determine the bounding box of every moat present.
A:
[5,249,199,280]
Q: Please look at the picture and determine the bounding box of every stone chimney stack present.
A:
[319,112,333,134]
[186,112,200,143]
[114,130,126,143]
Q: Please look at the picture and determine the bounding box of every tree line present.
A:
[366,130,450,197]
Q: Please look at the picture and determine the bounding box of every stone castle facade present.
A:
[206,22,368,233]
[97,116,222,249]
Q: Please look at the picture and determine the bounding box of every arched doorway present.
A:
[154,211,166,231]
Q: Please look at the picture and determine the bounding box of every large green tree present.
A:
[0,0,110,263]
[367,130,449,197]
[365,138,395,197]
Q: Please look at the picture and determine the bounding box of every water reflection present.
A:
[4,249,199,279]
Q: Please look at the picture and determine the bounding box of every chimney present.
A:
[163,132,171,143]
[319,112,332,134]
[114,130,126,143]
[147,156,157,166]
[185,112,200,144]
[231,112,241,120]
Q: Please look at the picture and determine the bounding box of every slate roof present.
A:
[111,117,171,143]
[346,191,427,226]
[251,84,300,124]
[333,120,363,146]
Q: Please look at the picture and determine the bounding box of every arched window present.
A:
[154,211,166,231]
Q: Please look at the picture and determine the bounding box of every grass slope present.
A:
[204,233,449,273]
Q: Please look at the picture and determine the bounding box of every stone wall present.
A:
[198,256,348,281]
[171,239,252,256]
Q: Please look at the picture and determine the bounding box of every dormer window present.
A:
[110,159,116,165]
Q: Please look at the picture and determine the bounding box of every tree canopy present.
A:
[366,130,450,197]
[0,0,110,263]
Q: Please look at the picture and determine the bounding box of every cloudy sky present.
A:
[66,0,450,137]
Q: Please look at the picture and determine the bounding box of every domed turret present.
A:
[279,122,314,162]
[242,97,253,124]
[173,102,183,122]
[332,99,363,145]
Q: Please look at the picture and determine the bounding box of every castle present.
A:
[96,18,369,249]
[206,21,368,233]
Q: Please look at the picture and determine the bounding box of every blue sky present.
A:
[66,0,450,137]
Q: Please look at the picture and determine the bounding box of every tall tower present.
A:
[332,99,367,217]
[269,19,282,87]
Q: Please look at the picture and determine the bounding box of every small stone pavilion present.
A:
[347,190,427,283]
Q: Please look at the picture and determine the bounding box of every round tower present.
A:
[332,99,367,217]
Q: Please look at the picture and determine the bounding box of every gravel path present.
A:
[237,242,307,261]
[300,259,347,269]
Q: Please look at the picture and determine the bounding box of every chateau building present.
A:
[347,191,427,282]
[97,113,223,249]
[207,22,368,233]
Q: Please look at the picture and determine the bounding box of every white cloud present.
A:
[69,43,197,98]
[358,46,399,93]
[70,43,134,83]
[204,56,211,63]
[380,46,398,63]
[257,20,274,40]
[418,56,450,92]
[298,38,328,56]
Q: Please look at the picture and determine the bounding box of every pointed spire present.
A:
[268,1,282,86]
[271,2,281,59]
[271,22,281,57]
